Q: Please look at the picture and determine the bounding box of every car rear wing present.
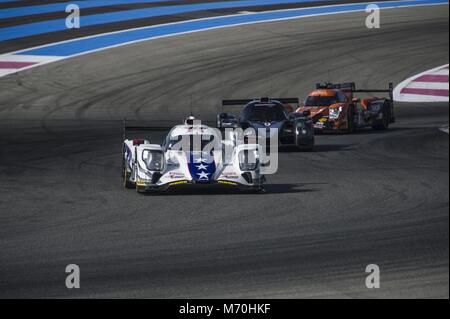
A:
[221,98,300,112]
[316,82,394,100]
[354,83,394,100]
[316,82,356,91]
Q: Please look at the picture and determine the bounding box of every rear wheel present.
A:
[295,124,314,151]
[372,104,390,130]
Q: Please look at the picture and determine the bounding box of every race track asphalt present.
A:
[0,5,448,298]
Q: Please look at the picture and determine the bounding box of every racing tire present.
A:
[372,105,390,130]
[295,128,314,152]
[123,170,135,189]
[346,106,355,134]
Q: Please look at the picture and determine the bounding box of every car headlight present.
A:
[142,150,164,171]
[295,122,305,134]
[329,106,343,119]
[239,149,259,171]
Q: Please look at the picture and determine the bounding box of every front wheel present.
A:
[295,126,314,151]
[346,106,355,133]
[123,169,135,189]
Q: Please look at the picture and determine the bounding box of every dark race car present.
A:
[217,97,314,151]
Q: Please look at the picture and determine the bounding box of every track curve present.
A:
[0,5,448,298]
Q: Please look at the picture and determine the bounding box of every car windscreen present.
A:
[305,95,338,107]
[242,103,286,122]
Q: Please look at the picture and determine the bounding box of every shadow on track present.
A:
[310,144,354,152]
[138,183,323,196]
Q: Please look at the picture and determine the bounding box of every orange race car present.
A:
[296,82,396,133]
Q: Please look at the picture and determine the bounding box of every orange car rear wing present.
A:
[354,83,394,100]
[316,82,356,91]
[316,82,394,100]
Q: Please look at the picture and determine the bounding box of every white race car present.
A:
[122,118,265,193]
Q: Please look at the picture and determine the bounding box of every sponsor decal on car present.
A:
[222,172,239,179]
[169,180,189,186]
[169,172,186,179]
